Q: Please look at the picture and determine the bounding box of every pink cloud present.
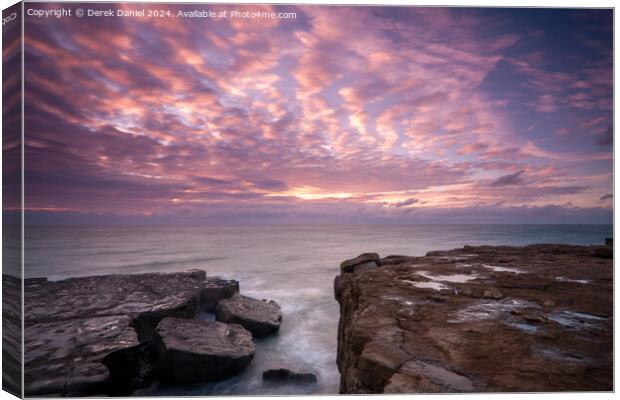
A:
[20,5,612,222]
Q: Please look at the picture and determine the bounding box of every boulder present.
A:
[200,278,239,311]
[155,318,254,384]
[263,368,318,384]
[340,253,380,273]
[352,261,378,273]
[215,295,282,336]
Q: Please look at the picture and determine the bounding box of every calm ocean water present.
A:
[23,224,612,395]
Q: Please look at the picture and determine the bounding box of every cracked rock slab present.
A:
[155,318,255,384]
[23,270,243,396]
[24,315,139,396]
[215,295,282,337]
[25,270,209,324]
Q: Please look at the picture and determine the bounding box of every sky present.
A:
[16,3,613,224]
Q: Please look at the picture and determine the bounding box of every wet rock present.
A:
[2,274,22,397]
[340,253,379,273]
[481,288,504,299]
[592,246,612,259]
[379,255,418,266]
[352,261,378,273]
[23,269,240,396]
[357,337,410,392]
[25,269,210,325]
[24,315,140,396]
[102,341,157,394]
[155,318,254,384]
[523,312,547,324]
[335,245,612,393]
[215,295,282,336]
[262,368,318,384]
[459,286,504,300]
[385,361,474,393]
[429,294,447,303]
[201,278,239,311]
[24,277,47,285]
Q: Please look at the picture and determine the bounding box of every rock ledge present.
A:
[23,270,278,396]
[335,243,612,393]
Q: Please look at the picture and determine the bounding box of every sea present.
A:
[21,224,613,395]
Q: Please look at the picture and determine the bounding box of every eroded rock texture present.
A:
[23,271,243,396]
[2,274,22,397]
[215,295,282,337]
[155,318,255,384]
[335,243,612,394]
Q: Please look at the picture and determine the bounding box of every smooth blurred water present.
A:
[23,224,612,395]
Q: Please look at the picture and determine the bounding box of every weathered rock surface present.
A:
[201,278,239,311]
[3,274,22,397]
[23,270,242,396]
[335,243,612,394]
[262,368,318,384]
[340,252,379,273]
[155,318,255,384]
[25,315,139,396]
[216,295,282,336]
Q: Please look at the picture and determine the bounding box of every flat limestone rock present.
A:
[335,243,612,393]
[23,269,246,396]
[24,269,209,324]
[155,317,254,384]
[24,315,139,396]
[215,295,282,337]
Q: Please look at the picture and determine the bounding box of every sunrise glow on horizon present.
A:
[14,4,613,224]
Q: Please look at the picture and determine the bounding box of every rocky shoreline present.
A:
[22,270,290,396]
[334,242,613,393]
[10,240,614,395]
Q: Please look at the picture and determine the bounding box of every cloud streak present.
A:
[20,4,613,224]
